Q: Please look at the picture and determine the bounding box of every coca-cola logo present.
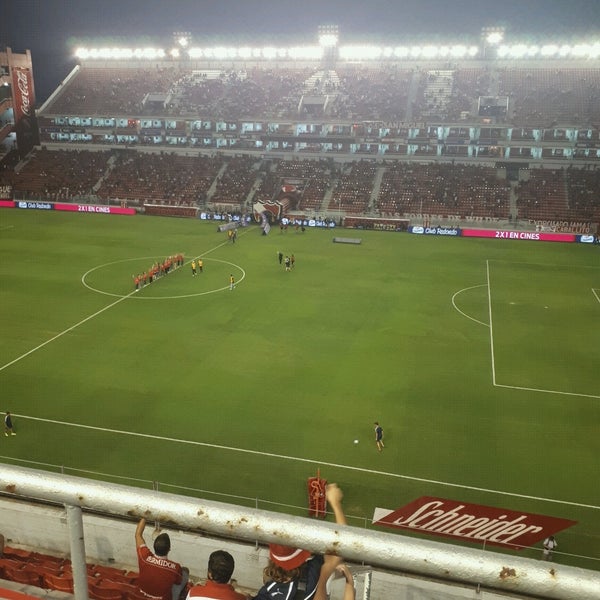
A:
[17,70,32,116]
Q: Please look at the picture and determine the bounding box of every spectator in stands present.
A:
[135,518,189,600]
[0,532,4,556]
[186,550,247,600]
[251,483,354,600]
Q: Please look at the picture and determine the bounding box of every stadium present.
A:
[1,14,599,600]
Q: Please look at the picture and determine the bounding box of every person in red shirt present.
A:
[135,518,189,600]
[186,550,247,600]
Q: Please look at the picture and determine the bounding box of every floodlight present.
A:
[170,48,180,58]
[262,47,277,59]
[481,26,505,45]
[486,32,503,45]
[318,25,339,48]
[394,47,409,58]
[173,32,192,48]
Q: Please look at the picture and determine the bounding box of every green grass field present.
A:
[1,210,598,570]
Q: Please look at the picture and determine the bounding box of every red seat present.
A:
[0,557,23,578]
[89,584,124,600]
[126,588,152,600]
[43,572,74,593]
[5,564,42,586]
[2,547,34,561]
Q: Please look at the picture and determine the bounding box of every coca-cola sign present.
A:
[373,497,577,549]
[11,67,35,121]
[16,70,32,116]
[10,66,39,157]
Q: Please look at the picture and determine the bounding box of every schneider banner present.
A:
[373,497,577,549]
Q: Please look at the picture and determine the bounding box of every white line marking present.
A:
[486,260,497,386]
[593,288,600,304]
[0,225,15,231]
[81,257,246,299]
[10,413,600,511]
[0,292,135,372]
[494,382,600,399]
[0,234,247,372]
[485,263,600,399]
[451,284,489,327]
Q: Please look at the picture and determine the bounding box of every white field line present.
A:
[483,262,600,399]
[0,232,250,373]
[451,285,489,327]
[486,260,497,386]
[9,413,600,512]
[0,292,135,372]
[494,382,600,399]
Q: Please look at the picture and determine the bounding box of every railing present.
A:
[1,463,600,600]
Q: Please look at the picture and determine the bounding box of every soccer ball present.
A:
[354,439,359,444]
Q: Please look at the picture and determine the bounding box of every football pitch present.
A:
[0,210,598,570]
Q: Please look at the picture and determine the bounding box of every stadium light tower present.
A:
[318,25,339,48]
[481,26,505,58]
[173,31,192,48]
[318,25,339,66]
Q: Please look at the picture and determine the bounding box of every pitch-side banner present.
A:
[373,497,577,549]
[11,66,40,158]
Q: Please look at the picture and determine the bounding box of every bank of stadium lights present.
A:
[186,46,323,59]
[75,47,166,60]
[74,41,600,61]
[338,45,479,60]
[496,42,600,59]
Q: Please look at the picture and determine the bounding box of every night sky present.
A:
[2,0,600,103]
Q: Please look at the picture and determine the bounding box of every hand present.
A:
[325,483,343,506]
[336,564,353,584]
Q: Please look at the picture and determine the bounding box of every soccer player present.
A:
[4,412,16,436]
[191,260,197,276]
[374,422,384,451]
[135,518,188,600]
[198,259,203,273]
[230,274,235,291]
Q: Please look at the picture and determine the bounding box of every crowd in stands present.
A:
[50,67,183,116]
[40,64,600,127]
[96,151,224,206]
[209,155,260,211]
[331,160,377,214]
[1,147,599,226]
[499,68,600,127]
[0,484,356,600]
[377,162,511,219]
[1,148,111,201]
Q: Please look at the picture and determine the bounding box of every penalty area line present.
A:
[14,413,600,512]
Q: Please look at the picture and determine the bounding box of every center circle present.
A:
[81,257,245,299]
